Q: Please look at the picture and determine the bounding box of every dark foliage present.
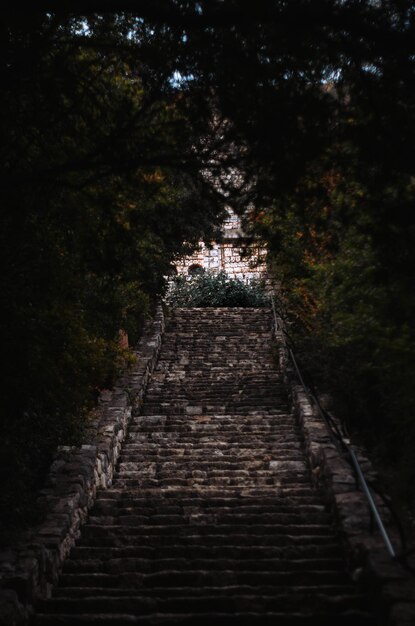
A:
[0,12,228,530]
[166,271,270,308]
[2,0,415,527]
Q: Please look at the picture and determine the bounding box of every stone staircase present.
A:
[34,308,375,625]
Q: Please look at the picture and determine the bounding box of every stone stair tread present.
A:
[96,484,321,494]
[34,610,376,625]
[63,556,346,575]
[93,496,325,506]
[38,592,368,615]
[111,478,313,488]
[53,583,357,597]
[34,307,374,624]
[81,523,335,537]
[78,534,340,549]
[58,569,351,588]
[71,544,340,557]
[90,503,325,510]
[85,514,331,528]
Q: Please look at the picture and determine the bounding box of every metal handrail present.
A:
[271,296,397,559]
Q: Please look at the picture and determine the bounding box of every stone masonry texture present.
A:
[175,209,266,280]
[0,305,165,626]
[3,305,415,625]
[32,307,377,624]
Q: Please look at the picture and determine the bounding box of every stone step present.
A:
[125,434,302,443]
[164,328,273,334]
[62,557,346,575]
[145,387,282,394]
[132,414,292,420]
[116,461,307,472]
[58,568,351,588]
[96,487,325,510]
[111,477,311,489]
[37,590,368,615]
[161,336,273,342]
[33,307,373,624]
[129,419,300,437]
[80,523,334,539]
[96,486,322,498]
[90,497,328,519]
[52,583,356,598]
[34,611,375,625]
[119,442,303,453]
[86,511,331,527]
[77,533,340,549]
[114,464,308,475]
[139,408,288,416]
[144,383,285,390]
[116,463,304,473]
[70,544,342,560]
[128,417,295,426]
[118,448,303,460]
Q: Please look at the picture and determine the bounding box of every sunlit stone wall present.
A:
[175,209,267,281]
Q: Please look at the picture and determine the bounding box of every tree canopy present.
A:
[2,0,415,529]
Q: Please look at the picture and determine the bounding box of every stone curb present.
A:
[276,328,415,626]
[0,303,165,626]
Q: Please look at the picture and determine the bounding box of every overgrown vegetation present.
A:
[166,271,270,308]
[251,163,415,510]
[0,13,226,531]
[2,1,415,529]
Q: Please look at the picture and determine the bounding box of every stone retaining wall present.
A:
[0,304,165,626]
[276,325,415,626]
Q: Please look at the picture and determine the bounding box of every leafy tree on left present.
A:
[0,13,225,530]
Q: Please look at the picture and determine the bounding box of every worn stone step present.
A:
[144,383,285,390]
[53,583,355,599]
[62,556,346,576]
[119,444,303,455]
[111,476,311,489]
[96,487,325,508]
[92,502,327,516]
[125,434,303,444]
[144,386,285,394]
[90,502,327,516]
[118,450,303,461]
[118,450,303,462]
[115,464,307,476]
[59,567,351,589]
[77,533,340,549]
[141,400,288,415]
[33,307,373,624]
[115,459,307,469]
[127,424,297,432]
[38,590,369,615]
[124,431,299,440]
[141,396,286,404]
[70,544,342,561]
[129,417,294,426]
[34,611,375,625]
[96,486,322,499]
[86,512,331,528]
[126,427,298,437]
[81,523,334,539]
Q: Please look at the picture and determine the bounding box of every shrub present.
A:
[165,270,270,308]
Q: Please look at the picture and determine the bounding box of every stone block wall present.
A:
[175,208,267,281]
[0,304,165,626]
